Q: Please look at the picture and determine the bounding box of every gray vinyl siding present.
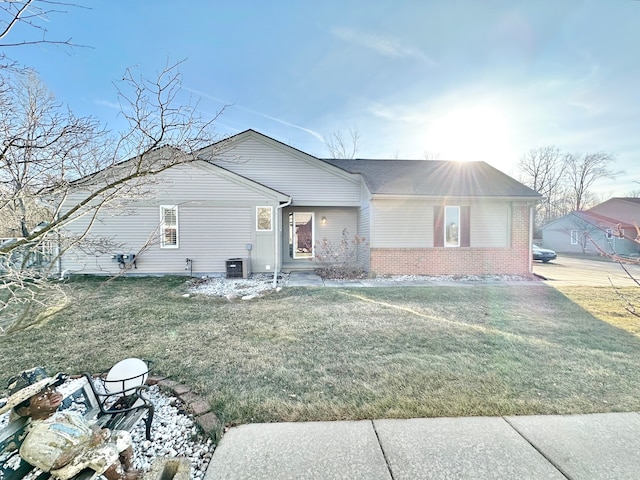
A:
[140,162,279,204]
[542,215,640,255]
[209,136,361,206]
[313,207,358,242]
[470,202,510,247]
[372,200,432,248]
[541,218,586,253]
[60,161,283,275]
[371,199,511,248]
[62,205,252,275]
[281,206,358,267]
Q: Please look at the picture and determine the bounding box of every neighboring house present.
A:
[0,222,54,273]
[541,198,640,257]
[58,129,541,278]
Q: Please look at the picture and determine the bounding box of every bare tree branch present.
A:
[325,126,360,159]
[0,1,89,69]
[1,61,224,333]
[423,150,441,160]
[518,146,566,233]
[565,152,619,211]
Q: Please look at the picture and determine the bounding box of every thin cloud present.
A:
[95,99,120,110]
[368,102,432,123]
[181,87,230,107]
[183,86,325,143]
[331,27,437,66]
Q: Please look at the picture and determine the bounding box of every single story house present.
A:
[541,198,640,257]
[57,129,541,278]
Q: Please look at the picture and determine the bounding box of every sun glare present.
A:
[424,104,514,167]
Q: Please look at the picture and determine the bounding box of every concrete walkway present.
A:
[205,412,640,479]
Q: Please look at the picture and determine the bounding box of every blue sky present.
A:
[6,0,640,197]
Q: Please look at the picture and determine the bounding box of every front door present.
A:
[291,212,315,259]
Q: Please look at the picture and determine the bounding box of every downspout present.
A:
[529,202,535,274]
[273,197,293,288]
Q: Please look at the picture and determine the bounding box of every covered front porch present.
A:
[278,206,360,273]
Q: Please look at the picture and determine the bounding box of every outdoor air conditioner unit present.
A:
[226,257,251,279]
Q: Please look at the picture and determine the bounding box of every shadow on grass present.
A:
[1,277,640,429]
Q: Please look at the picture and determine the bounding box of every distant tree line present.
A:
[516,146,624,235]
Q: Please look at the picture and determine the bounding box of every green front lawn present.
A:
[1,276,639,439]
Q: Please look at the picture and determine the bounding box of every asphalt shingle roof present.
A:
[321,159,540,198]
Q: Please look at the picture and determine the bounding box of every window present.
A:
[445,206,460,247]
[570,230,579,245]
[434,205,470,248]
[257,206,272,231]
[160,205,178,248]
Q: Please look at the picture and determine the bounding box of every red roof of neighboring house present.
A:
[572,210,635,230]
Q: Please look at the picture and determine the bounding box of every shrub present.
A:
[313,229,368,279]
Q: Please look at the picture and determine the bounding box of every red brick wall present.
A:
[370,205,532,276]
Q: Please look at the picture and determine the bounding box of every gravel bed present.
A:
[187,273,287,299]
[187,272,536,299]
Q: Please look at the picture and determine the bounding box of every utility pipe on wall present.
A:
[273,197,292,288]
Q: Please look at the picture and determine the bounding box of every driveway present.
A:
[533,255,640,287]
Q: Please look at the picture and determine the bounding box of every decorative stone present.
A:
[128,385,215,477]
[146,375,167,386]
[187,399,210,416]
[196,412,221,436]
[171,383,192,396]
[157,379,179,390]
[144,457,192,480]
[178,391,199,404]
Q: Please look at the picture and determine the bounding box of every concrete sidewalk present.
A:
[204,412,640,479]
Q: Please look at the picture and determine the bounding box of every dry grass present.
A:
[557,285,640,335]
[2,276,640,438]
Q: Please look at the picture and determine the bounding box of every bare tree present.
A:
[1,1,85,69]
[423,150,441,160]
[0,61,224,333]
[325,126,360,159]
[0,72,109,235]
[565,152,618,211]
[625,187,640,198]
[518,146,565,232]
[519,147,619,233]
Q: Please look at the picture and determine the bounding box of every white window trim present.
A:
[444,206,460,248]
[160,205,179,249]
[256,206,273,232]
[570,230,578,245]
